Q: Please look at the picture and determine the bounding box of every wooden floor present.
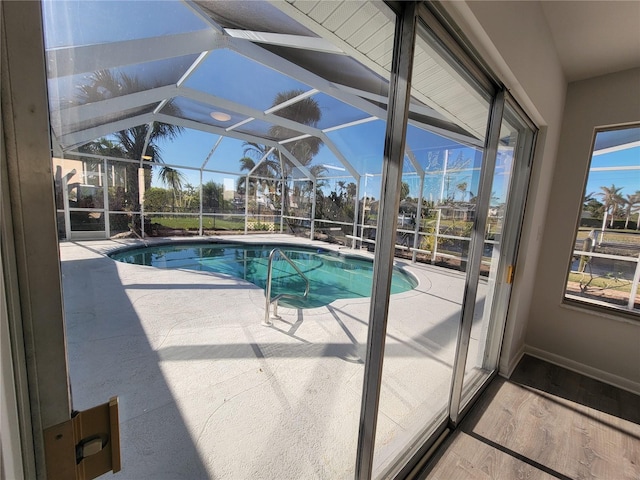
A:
[420,355,640,479]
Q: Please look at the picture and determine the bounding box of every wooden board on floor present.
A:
[421,355,640,480]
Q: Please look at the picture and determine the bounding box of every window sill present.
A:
[562,295,640,325]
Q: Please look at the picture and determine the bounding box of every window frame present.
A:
[562,123,640,319]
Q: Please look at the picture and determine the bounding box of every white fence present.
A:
[571,250,640,311]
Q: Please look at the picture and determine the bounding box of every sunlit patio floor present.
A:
[60,234,484,479]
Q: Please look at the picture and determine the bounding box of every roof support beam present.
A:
[182,0,226,34]
[52,85,178,136]
[58,83,360,180]
[225,35,483,147]
[177,51,210,87]
[153,113,315,181]
[276,146,315,181]
[334,84,482,147]
[321,116,378,133]
[46,29,224,78]
[180,87,357,177]
[140,123,154,164]
[248,147,276,176]
[184,5,392,123]
[224,29,345,55]
[201,135,224,170]
[264,89,319,114]
[318,132,359,181]
[335,82,448,123]
[228,35,389,121]
[404,146,422,173]
[59,113,156,149]
[179,86,321,138]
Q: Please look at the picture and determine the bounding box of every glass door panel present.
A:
[457,100,536,413]
[372,17,492,478]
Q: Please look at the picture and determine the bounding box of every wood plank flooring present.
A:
[420,355,640,479]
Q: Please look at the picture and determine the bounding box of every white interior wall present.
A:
[442,1,566,375]
[528,68,640,394]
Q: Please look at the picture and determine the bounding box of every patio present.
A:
[60,234,486,479]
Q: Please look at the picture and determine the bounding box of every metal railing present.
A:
[570,250,640,310]
[264,248,310,325]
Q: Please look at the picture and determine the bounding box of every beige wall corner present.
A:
[528,67,640,393]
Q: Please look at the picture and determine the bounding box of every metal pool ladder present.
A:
[263,248,310,326]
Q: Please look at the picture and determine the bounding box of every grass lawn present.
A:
[150,216,245,231]
[576,227,640,246]
[567,272,633,293]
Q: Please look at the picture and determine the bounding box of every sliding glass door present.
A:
[367,6,537,478]
[453,99,536,419]
[372,11,492,477]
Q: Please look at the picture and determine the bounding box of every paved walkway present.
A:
[60,235,486,479]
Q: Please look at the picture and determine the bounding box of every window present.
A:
[564,125,640,314]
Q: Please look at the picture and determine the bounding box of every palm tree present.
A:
[598,184,624,227]
[268,90,323,173]
[240,90,326,222]
[236,145,281,197]
[401,181,410,201]
[78,137,126,158]
[202,181,225,212]
[456,181,468,202]
[182,183,198,211]
[623,191,640,229]
[346,182,357,199]
[240,145,280,177]
[240,91,324,178]
[158,167,185,211]
[76,70,183,210]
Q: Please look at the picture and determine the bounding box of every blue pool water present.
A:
[110,242,418,308]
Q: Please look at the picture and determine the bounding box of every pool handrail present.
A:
[264,248,310,325]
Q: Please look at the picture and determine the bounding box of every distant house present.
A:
[436,203,476,221]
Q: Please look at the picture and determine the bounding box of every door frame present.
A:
[1,1,72,477]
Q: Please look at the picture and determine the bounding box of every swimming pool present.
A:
[110,242,418,308]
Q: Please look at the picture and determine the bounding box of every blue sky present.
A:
[43,0,206,49]
[586,145,640,199]
[151,123,491,205]
[43,0,639,213]
[44,0,497,204]
[151,127,638,214]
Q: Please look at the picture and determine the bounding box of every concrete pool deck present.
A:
[60,234,487,479]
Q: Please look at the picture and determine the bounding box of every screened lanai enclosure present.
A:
[47,0,522,266]
[42,1,537,479]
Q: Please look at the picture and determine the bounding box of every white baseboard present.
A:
[499,343,526,379]
[524,346,640,396]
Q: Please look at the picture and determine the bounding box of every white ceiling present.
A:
[540,1,640,82]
